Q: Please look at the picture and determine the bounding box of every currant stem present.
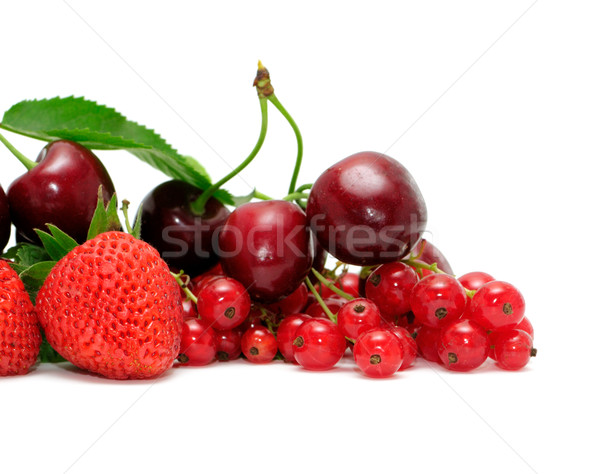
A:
[401,259,446,275]
[191,97,269,215]
[304,277,337,323]
[266,94,303,195]
[0,131,37,170]
[310,268,354,301]
[171,271,198,304]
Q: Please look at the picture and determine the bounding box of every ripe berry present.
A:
[414,325,441,363]
[365,262,418,323]
[318,273,360,299]
[178,318,217,366]
[438,320,489,371]
[241,327,277,364]
[409,239,454,274]
[181,297,199,320]
[410,274,467,328]
[293,319,346,370]
[491,329,536,370]
[337,298,381,340]
[515,316,534,339]
[264,283,308,316]
[215,329,242,361]
[470,281,525,330]
[196,277,251,331]
[390,326,418,370]
[304,296,346,319]
[458,271,495,291]
[277,314,309,362]
[353,328,404,378]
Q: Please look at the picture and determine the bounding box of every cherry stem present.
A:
[121,200,134,234]
[295,183,313,193]
[0,131,37,170]
[170,271,198,304]
[282,192,309,202]
[253,190,273,201]
[304,277,337,323]
[191,96,269,215]
[310,268,354,301]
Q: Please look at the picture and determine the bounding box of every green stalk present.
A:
[310,268,354,301]
[305,277,337,323]
[0,131,37,170]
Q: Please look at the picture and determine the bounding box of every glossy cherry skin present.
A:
[337,298,381,340]
[277,314,310,362]
[241,327,277,364]
[139,180,230,275]
[215,329,243,361]
[196,277,251,331]
[409,239,454,275]
[292,318,346,371]
[354,328,404,378]
[218,200,313,302]
[458,271,495,291]
[0,185,10,252]
[306,151,427,266]
[470,281,525,330]
[438,320,489,372]
[178,318,217,366]
[410,274,468,329]
[7,140,115,243]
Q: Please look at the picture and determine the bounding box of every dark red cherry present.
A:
[139,180,230,276]
[218,200,313,303]
[306,151,427,266]
[7,140,115,243]
[0,185,10,252]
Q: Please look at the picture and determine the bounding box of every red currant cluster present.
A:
[174,241,536,378]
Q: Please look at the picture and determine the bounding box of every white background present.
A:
[1,1,598,473]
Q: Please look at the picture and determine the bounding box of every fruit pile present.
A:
[0,63,535,379]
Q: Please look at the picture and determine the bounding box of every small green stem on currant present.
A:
[401,259,446,275]
[465,289,477,299]
[304,277,337,323]
[171,271,198,304]
[191,95,269,215]
[0,131,37,170]
[121,200,134,234]
[310,268,354,301]
[282,192,309,202]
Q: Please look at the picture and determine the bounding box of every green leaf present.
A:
[46,224,78,253]
[131,205,143,240]
[1,97,232,204]
[19,260,55,281]
[35,229,75,261]
[39,331,66,363]
[231,189,257,207]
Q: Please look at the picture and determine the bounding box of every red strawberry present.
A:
[36,231,183,380]
[0,260,41,376]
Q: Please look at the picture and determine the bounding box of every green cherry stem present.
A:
[310,268,354,301]
[304,277,337,323]
[171,271,198,304]
[0,131,37,170]
[282,192,309,202]
[191,96,269,215]
[295,183,313,193]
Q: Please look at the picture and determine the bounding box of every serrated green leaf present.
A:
[1,97,232,204]
[47,225,78,254]
[35,229,71,261]
[231,189,257,207]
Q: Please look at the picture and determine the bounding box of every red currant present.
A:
[414,325,441,362]
[458,271,494,291]
[241,327,277,364]
[353,329,404,378]
[181,296,198,320]
[491,329,536,370]
[178,318,217,366]
[196,276,251,330]
[293,319,346,370]
[365,262,418,323]
[215,329,242,361]
[304,296,346,320]
[410,274,467,328]
[337,298,381,340]
[438,320,489,371]
[264,283,308,316]
[515,316,534,339]
[276,314,309,362]
[318,273,361,298]
[390,326,418,370]
[470,281,525,330]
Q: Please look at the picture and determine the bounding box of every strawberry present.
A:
[0,260,41,376]
[36,231,183,380]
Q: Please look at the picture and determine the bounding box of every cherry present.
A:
[438,320,489,371]
[409,239,454,275]
[306,151,427,266]
[0,185,10,252]
[365,262,419,324]
[196,277,251,331]
[304,296,346,319]
[7,140,115,243]
[410,274,467,329]
[277,314,309,362]
[218,200,313,303]
[458,271,495,291]
[470,281,525,330]
[139,180,230,276]
[337,298,381,340]
[389,326,418,370]
[491,329,536,370]
[292,318,346,370]
[241,327,277,364]
[354,328,404,378]
[414,325,441,363]
[309,239,328,283]
[178,318,217,366]
[215,329,243,361]
[264,283,308,316]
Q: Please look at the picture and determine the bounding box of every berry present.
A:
[181,295,199,320]
[304,296,346,320]
[515,316,534,339]
[318,273,360,299]
[353,328,404,378]
[470,281,525,330]
[409,239,454,274]
[414,325,441,363]
[337,298,381,340]
[410,274,467,328]
[7,140,115,244]
[491,329,536,370]
[196,277,251,331]
[293,319,346,370]
[306,151,427,266]
[365,262,418,323]
[35,231,183,380]
[218,200,313,302]
[438,320,489,371]
[215,329,242,361]
[241,327,277,364]
[264,283,308,316]
[178,318,217,366]
[389,326,418,370]
[0,185,10,253]
[276,314,309,362]
[458,272,495,291]
[0,261,41,376]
